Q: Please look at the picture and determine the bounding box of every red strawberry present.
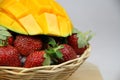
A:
[45,37,77,63]
[24,51,46,68]
[59,44,77,62]
[67,30,93,55]
[14,35,43,56]
[0,45,21,67]
[7,36,14,45]
[67,33,87,55]
[0,26,21,67]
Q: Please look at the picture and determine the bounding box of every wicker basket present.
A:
[0,46,91,80]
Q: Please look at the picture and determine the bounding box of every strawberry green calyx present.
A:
[43,37,64,65]
[48,37,57,47]
[0,26,12,46]
[48,37,63,59]
[45,45,63,59]
[73,28,94,48]
[42,53,51,66]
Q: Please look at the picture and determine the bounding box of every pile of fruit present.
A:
[0,0,93,68]
[0,26,93,68]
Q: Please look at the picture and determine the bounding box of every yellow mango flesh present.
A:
[0,0,73,37]
[19,14,43,35]
[57,16,69,37]
[49,1,65,16]
[35,13,60,36]
[20,0,52,14]
[0,0,15,8]
[1,1,29,18]
[0,12,27,34]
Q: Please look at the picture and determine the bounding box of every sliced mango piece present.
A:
[0,0,73,37]
[20,0,40,14]
[37,0,53,13]
[19,14,43,35]
[67,20,73,35]
[57,16,69,37]
[1,1,29,18]
[50,0,73,24]
[49,1,64,16]
[0,0,15,8]
[35,12,60,36]
[0,0,3,3]
[0,11,28,34]
[20,0,52,14]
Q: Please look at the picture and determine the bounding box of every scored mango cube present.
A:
[35,12,60,36]
[2,1,29,18]
[57,16,69,37]
[19,14,43,35]
[0,11,28,34]
[0,0,73,36]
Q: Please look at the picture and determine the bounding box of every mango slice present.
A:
[0,12,27,34]
[0,0,15,8]
[1,1,29,18]
[49,1,64,16]
[19,14,43,35]
[57,16,69,37]
[20,0,52,14]
[0,0,73,37]
[35,12,60,36]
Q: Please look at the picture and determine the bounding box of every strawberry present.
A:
[14,35,43,56]
[45,38,77,64]
[0,26,21,67]
[24,50,50,68]
[67,28,93,55]
[67,33,87,55]
[7,36,14,45]
[59,44,77,62]
[0,45,21,67]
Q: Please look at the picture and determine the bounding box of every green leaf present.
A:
[0,26,7,31]
[54,45,64,51]
[0,26,11,40]
[53,45,64,59]
[48,37,57,47]
[72,27,79,33]
[45,44,64,61]
[0,40,3,46]
[45,48,56,58]
[86,31,95,42]
[77,32,87,48]
[0,35,7,40]
[0,26,11,46]
[43,54,51,66]
[55,50,63,59]
[0,31,11,36]
[45,48,55,54]
[0,40,7,46]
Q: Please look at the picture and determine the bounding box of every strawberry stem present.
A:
[43,53,51,66]
[54,45,64,52]
[73,28,94,48]
[44,38,64,64]
[0,26,12,46]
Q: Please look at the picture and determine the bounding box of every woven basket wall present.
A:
[0,46,91,80]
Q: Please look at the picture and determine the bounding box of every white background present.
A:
[57,0,120,80]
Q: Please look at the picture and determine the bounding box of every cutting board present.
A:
[67,62,103,80]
